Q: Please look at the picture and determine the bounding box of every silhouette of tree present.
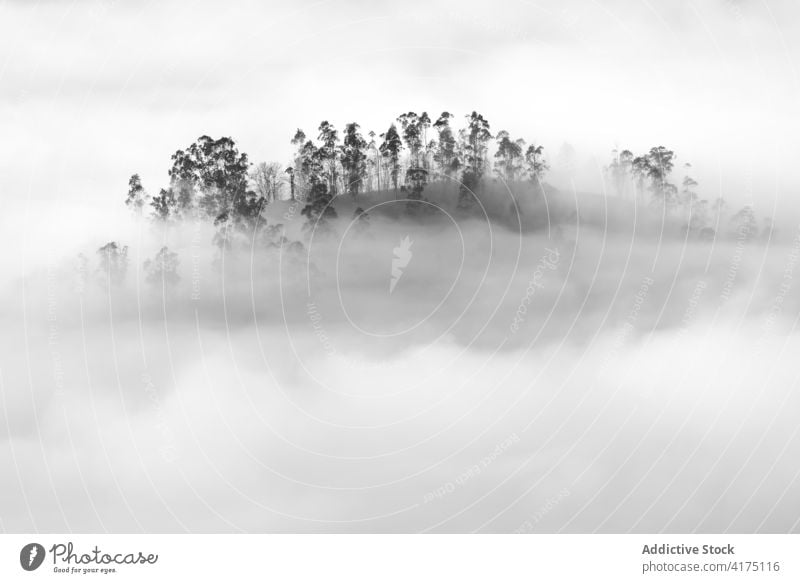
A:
[340,122,368,197]
[317,121,340,195]
[285,166,296,201]
[458,111,492,211]
[150,188,178,221]
[290,129,308,197]
[366,130,380,191]
[462,111,492,178]
[125,174,148,215]
[97,242,129,285]
[299,139,324,188]
[398,112,424,169]
[631,155,651,202]
[525,144,548,180]
[607,149,633,198]
[494,131,525,182]
[301,180,337,234]
[730,205,759,240]
[433,112,459,181]
[419,111,432,170]
[405,167,429,216]
[144,246,180,286]
[168,136,253,220]
[644,146,676,207]
[258,223,289,249]
[380,124,403,194]
[680,163,698,205]
[685,199,710,234]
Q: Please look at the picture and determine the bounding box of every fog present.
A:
[2,0,799,535]
[1,182,799,533]
[2,0,799,212]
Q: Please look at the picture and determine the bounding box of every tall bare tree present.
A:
[251,161,284,203]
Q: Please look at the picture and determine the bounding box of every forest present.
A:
[93,110,767,285]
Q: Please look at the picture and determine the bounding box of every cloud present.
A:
[2,0,799,213]
[2,0,800,532]
[1,183,799,532]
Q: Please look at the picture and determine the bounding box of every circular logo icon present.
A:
[20,543,46,571]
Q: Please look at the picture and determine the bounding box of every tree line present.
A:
[604,147,770,241]
[124,111,556,232]
[96,109,771,288]
[123,109,767,240]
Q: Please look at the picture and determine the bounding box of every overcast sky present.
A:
[2,0,799,213]
[2,0,800,533]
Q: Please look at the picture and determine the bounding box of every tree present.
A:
[168,135,253,220]
[285,166,296,201]
[685,198,709,234]
[144,246,180,286]
[433,112,459,181]
[676,164,707,234]
[125,174,148,214]
[462,111,492,178]
[730,205,759,240]
[211,199,266,251]
[367,130,380,191]
[299,139,324,187]
[398,112,424,169]
[419,111,432,169]
[259,223,290,249]
[680,163,698,205]
[646,146,675,182]
[397,111,430,207]
[290,129,308,198]
[317,121,340,195]
[340,122,368,197]
[405,166,429,216]
[301,180,338,234]
[97,242,129,285]
[525,144,549,183]
[494,131,525,182]
[607,149,633,198]
[150,188,178,221]
[458,111,492,211]
[251,161,284,203]
[644,146,676,207]
[631,155,651,202]
[380,124,403,194]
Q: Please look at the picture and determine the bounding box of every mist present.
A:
[1,179,799,533]
[3,0,799,213]
[2,0,800,536]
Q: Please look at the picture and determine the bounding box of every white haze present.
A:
[1,0,799,213]
[2,0,800,533]
[1,184,799,532]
